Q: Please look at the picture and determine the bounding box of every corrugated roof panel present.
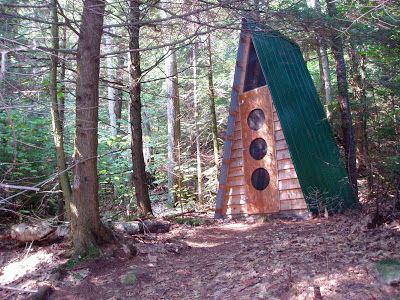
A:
[250,28,356,212]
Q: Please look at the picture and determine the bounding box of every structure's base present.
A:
[271,209,312,220]
[214,209,312,221]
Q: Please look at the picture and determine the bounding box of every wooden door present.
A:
[239,86,279,214]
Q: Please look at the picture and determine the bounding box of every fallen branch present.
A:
[0,284,36,293]
[0,183,40,192]
[10,222,68,243]
[112,219,171,235]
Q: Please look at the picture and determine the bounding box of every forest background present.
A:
[0,0,399,255]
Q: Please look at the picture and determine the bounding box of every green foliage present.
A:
[0,110,54,179]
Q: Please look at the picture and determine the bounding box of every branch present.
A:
[0,184,40,192]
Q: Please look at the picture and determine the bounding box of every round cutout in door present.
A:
[249,138,267,160]
[247,109,265,131]
[251,168,270,190]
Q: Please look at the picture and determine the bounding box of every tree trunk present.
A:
[193,40,203,203]
[128,0,153,216]
[142,111,152,169]
[165,48,182,205]
[348,44,371,187]
[317,36,332,111]
[59,24,67,128]
[50,0,72,222]
[207,33,220,180]
[162,0,182,205]
[326,0,359,201]
[0,51,6,82]
[71,0,111,256]
[114,54,124,129]
[348,45,364,169]
[311,0,332,115]
[105,35,118,138]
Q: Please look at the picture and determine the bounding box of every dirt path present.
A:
[48,215,400,300]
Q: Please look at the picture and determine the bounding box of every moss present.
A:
[376,259,400,285]
[175,217,204,226]
[65,244,101,270]
[121,271,137,285]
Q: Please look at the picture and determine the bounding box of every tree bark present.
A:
[348,44,371,188]
[105,34,118,138]
[311,0,332,115]
[50,0,72,222]
[128,0,153,216]
[207,33,220,180]
[193,39,203,203]
[142,110,152,169]
[71,0,111,256]
[163,2,182,205]
[59,24,67,128]
[317,35,332,112]
[326,0,359,201]
[114,54,124,129]
[165,48,182,205]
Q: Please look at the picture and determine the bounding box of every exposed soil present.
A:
[1,211,400,300]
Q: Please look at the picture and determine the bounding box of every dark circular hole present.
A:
[249,138,268,160]
[247,109,265,131]
[251,168,270,191]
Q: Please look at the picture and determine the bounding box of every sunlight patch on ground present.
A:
[386,220,400,233]
[186,241,223,248]
[221,223,253,231]
[0,250,54,285]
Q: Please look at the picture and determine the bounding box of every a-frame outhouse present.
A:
[215,21,356,217]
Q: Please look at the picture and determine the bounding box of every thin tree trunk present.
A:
[128,0,153,216]
[59,24,67,128]
[114,54,124,129]
[348,45,371,189]
[326,0,359,201]
[311,0,332,115]
[50,0,72,221]
[317,36,332,110]
[0,51,6,82]
[163,1,182,205]
[142,111,152,169]
[206,33,220,179]
[71,0,111,256]
[193,40,203,203]
[105,35,118,138]
[165,48,182,205]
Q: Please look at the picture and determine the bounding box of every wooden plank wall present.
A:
[273,105,307,211]
[223,118,248,215]
[215,29,251,217]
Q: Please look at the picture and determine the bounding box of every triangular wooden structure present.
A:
[215,21,356,217]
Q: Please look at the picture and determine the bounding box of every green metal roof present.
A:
[250,24,356,212]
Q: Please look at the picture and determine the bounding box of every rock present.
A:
[121,271,137,285]
[11,222,53,242]
[376,259,400,286]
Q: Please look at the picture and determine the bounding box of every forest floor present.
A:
[1,206,400,300]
